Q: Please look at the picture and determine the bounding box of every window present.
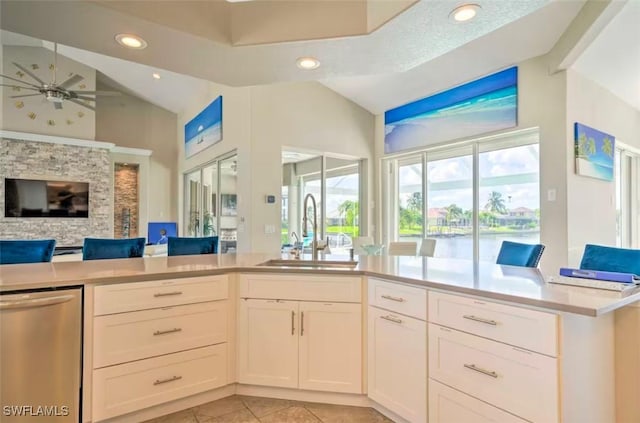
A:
[615,145,640,248]
[384,129,540,261]
[282,152,363,254]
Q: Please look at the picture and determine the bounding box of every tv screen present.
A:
[4,178,89,218]
[148,222,178,245]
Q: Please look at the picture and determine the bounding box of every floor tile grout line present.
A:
[303,404,325,423]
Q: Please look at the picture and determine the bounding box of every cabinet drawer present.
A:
[368,278,426,320]
[428,324,558,423]
[429,379,527,423]
[92,344,227,422]
[428,291,558,356]
[239,274,361,303]
[94,275,228,315]
[93,301,227,368]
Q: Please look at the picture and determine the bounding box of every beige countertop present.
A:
[1,253,638,316]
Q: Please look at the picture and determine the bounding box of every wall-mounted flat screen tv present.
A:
[4,178,89,218]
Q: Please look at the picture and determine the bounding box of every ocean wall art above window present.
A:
[574,122,615,182]
[185,96,223,158]
[384,67,518,154]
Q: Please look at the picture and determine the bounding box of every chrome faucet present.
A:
[302,193,319,260]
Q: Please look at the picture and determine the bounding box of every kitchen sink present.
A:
[258,259,359,269]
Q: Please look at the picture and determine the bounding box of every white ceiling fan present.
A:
[0,43,120,111]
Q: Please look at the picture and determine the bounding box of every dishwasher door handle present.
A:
[0,294,75,310]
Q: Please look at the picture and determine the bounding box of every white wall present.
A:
[95,83,179,226]
[374,55,569,271]
[1,46,96,139]
[565,69,640,265]
[177,80,375,253]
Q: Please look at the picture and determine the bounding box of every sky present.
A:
[399,144,540,211]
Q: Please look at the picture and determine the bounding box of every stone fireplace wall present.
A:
[0,137,112,246]
[114,163,139,238]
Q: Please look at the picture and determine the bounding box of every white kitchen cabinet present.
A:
[298,302,362,393]
[238,298,362,393]
[368,305,426,423]
[238,299,299,388]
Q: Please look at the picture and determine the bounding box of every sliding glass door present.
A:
[183,151,237,252]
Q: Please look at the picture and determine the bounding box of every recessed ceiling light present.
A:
[296,57,320,70]
[450,4,481,22]
[115,34,148,50]
[152,73,161,80]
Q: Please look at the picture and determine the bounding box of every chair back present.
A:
[388,241,417,256]
[0,239,56,265]
[580,244,640,275]
[353,236,374,255]
[83,238,146,261]
[496,240,545,267]
[168,236,219,256]
[419,238,437,257]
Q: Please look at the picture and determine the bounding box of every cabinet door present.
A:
[368,306,427,423]
[298,302,362,393]
[237,299,299,388]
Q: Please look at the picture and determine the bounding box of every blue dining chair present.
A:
[0,239,56,265]
[168,236,218,256]
[580,244,640,275]
[82,238,146,261]
[496,240,545,268]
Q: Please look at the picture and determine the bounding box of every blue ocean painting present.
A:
[384,67,518,154]
[574,123,615,181]
[185,96,222,158]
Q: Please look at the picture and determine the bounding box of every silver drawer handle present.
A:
[154,291,183,297]
[153,328,182,336]
[381,294,405,303]
[463,315,497,326]
[380,315,403,324]
[464,364,498,378]
[153,375,182,385]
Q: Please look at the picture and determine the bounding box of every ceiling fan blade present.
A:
[10,94,42,98]
[72,90,121,96]
[13,62,46,85]
[54,102,63,110]
[0,84,39,91]
[57,74,84,90]
[68,98,95,111]
[0,73,42,89]
[74,95,97,101]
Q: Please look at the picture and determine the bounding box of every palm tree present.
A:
[587,137,596,156]
[338,200,358,228]
[485,191,507,214]
[445,204,463,227]
[602,137,613,157]
[576,132,587,157]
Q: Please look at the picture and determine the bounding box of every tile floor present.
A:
[144,395,394,423]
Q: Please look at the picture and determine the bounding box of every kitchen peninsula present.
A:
[1,254,638,423]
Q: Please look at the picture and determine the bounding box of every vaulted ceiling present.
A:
[1,0,634,115]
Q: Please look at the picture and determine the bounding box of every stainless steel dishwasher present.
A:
[1,287,82,422]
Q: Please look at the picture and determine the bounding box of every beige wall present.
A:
[566,69,640,265]
[177,81,375,253]
[95,83,179,228]
[1,46,96,139]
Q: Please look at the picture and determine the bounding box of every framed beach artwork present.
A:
[574,123,615,181]
[185,96,222,158]
[384,67,518,154]
[221,194,237,216]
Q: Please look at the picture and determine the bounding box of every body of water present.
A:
[400,232,540,261]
